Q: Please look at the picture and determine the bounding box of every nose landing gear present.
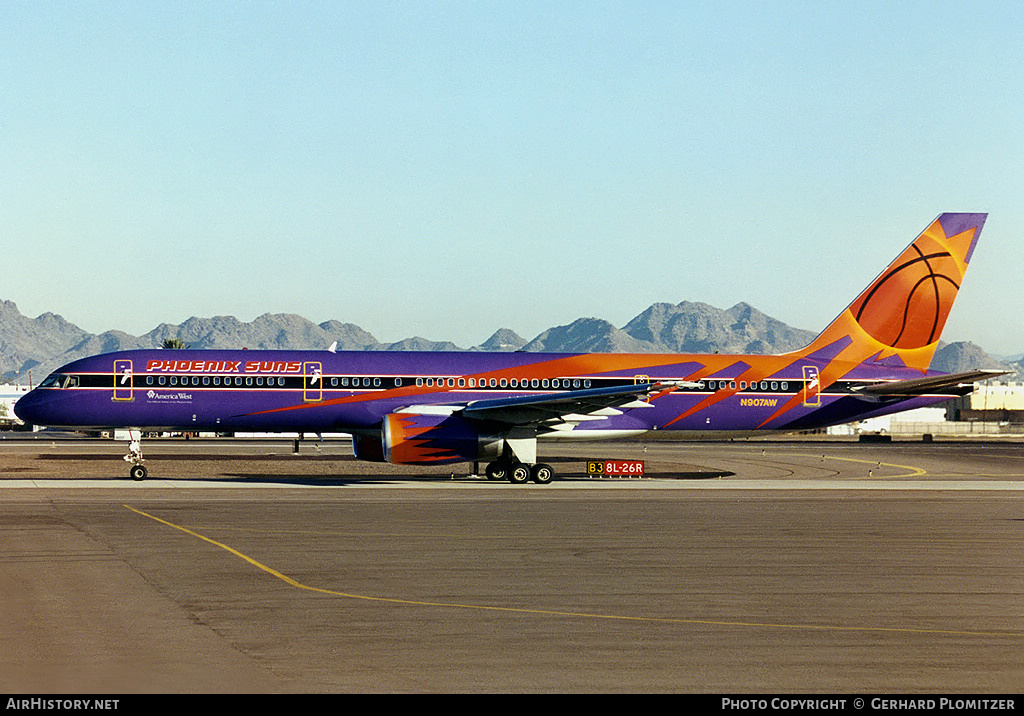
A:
[122,430,147,480]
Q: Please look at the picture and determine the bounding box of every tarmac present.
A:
[1,435,1022,693]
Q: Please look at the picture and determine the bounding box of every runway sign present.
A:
[587,460,645,477]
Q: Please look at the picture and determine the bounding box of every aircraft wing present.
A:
[454,381,695,429]
[851,369,1010,397]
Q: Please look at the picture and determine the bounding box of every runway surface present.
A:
[1,436,1022,693]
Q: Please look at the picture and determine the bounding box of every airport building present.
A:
[0,384,30,427]
[947,381,1024,423]
[829,381,1024,437]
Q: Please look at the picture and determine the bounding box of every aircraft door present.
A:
[802,365,821,407]
[113,359,134,402]
[634,374,651,403]
[303,361,323,402]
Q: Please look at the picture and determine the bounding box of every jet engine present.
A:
[383,412,503,465]
[352,412,504,466]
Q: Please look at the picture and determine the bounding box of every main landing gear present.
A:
[485,460,554,485]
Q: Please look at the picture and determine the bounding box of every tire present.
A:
[530,463,554,484]
[130,465,147,481]
[507,463,530,484]
[485,462,507,481]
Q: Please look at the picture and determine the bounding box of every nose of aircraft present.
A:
[14,389,58,426]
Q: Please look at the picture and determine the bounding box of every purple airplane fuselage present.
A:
[14,347,950,436]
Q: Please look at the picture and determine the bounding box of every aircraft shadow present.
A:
[158,470,738,486]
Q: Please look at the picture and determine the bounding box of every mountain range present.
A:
[1,298,1017,384]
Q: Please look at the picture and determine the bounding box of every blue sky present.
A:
[3,1,1023,354]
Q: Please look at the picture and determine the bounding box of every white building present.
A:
[951,382,1024,413]
[0,384,30,427]
[828,381,1024,436]
[826,406,950,436]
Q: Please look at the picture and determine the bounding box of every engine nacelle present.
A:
[377,412,503,466]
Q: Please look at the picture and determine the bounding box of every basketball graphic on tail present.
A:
[845,214,985,351]
[849,241,961,350]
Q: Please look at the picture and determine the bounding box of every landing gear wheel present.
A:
[507,463,531,484]
[123,431,146,481]
[530,463,554,484]
[485,462,507,481]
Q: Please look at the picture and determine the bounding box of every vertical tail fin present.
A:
[799,213,987,374]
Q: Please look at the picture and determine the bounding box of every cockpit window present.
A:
[39,374,67,389]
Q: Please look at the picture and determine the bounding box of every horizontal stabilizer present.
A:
[852,369,1010,397]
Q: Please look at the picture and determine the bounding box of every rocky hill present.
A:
[621,301,818,354]
[0,301,538,383]
[1,298,1017,384]
[931,341,1016,376]
[0,300,93,380]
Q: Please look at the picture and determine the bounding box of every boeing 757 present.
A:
[16,213,1000,482]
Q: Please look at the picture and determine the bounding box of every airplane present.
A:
[16,212,1003,483]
